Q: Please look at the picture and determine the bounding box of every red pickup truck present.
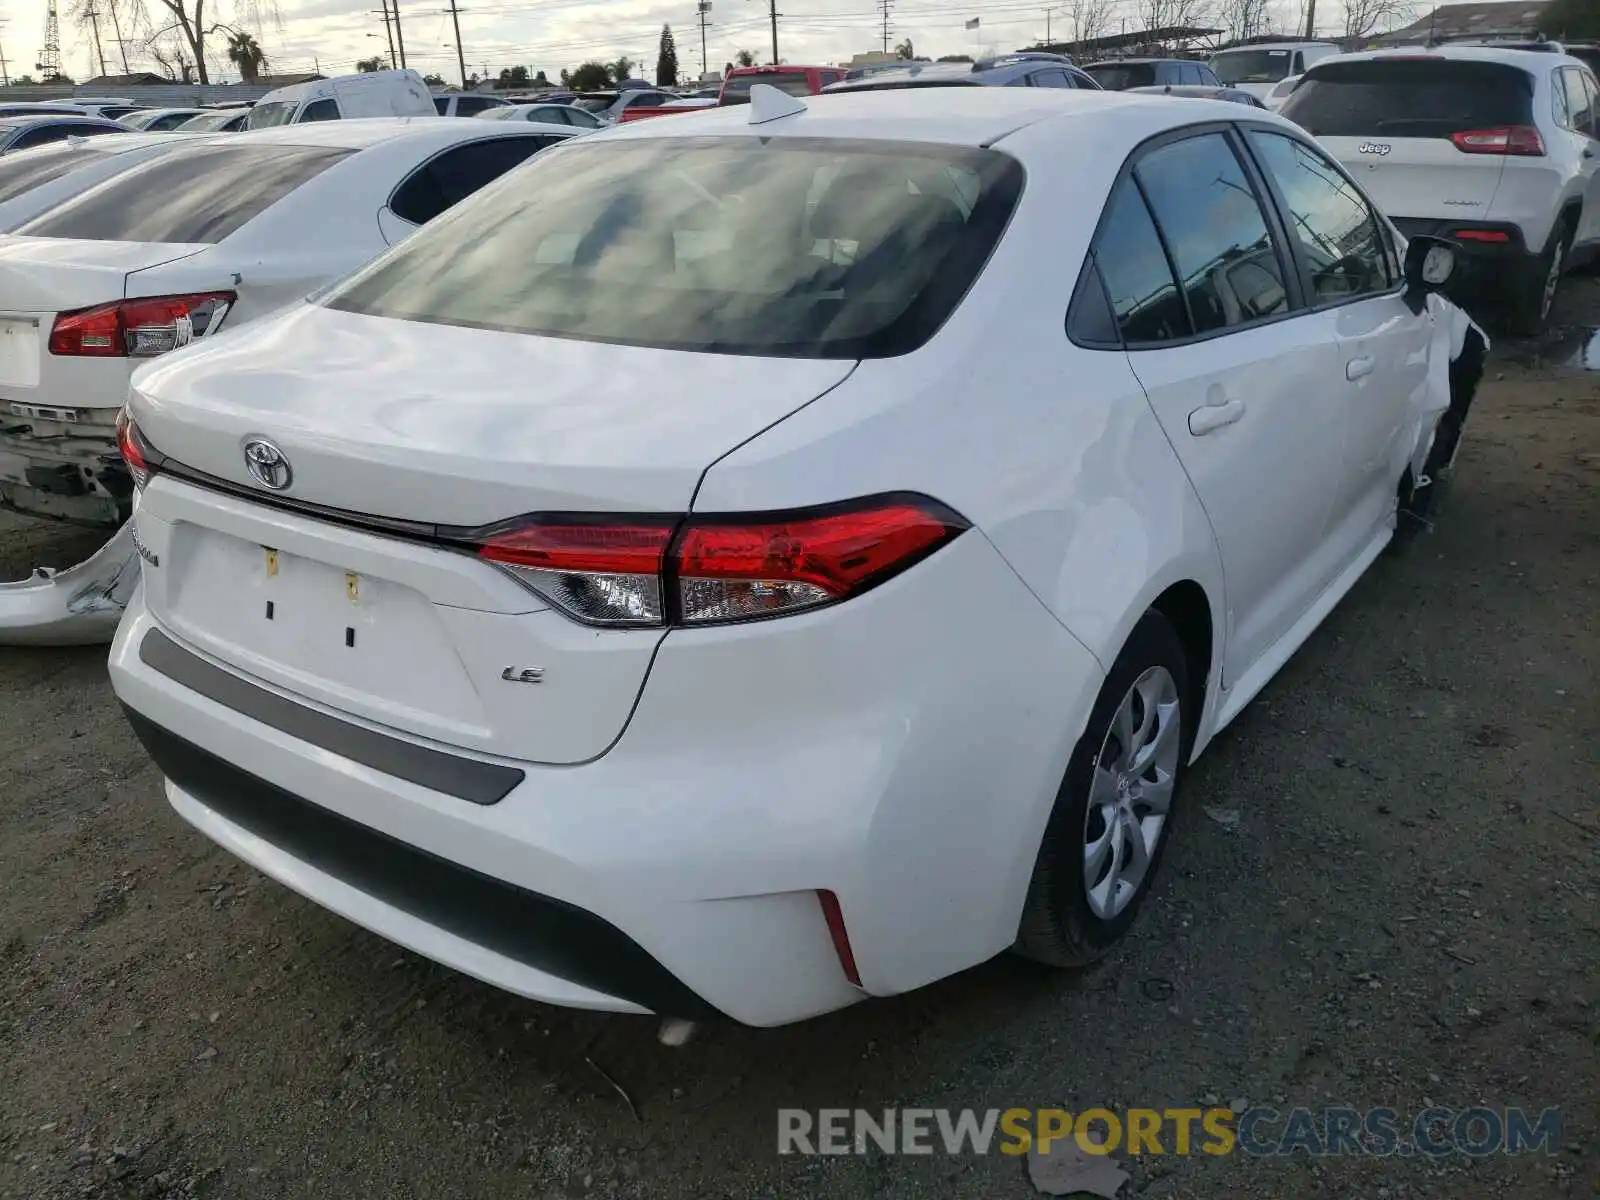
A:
[618,64,848,122]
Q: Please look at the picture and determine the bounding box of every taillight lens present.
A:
[478,518,676,626]
[1452,227,1511,243]
[476,495,968,628]
[115,408,154,490]
[675,500,964,624]
[1450,125,1544,156]
[49,292,235,358]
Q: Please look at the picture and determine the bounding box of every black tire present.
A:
[1013,610,1192,967]
[1506,216,1573,337]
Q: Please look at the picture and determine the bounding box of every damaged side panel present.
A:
[0,519,140,645]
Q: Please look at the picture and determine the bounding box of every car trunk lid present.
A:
[129,303,857,765]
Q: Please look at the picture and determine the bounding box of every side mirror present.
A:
[1402,234,1457,313]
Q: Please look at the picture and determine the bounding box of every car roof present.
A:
[0,114,119,128]
[598,86,1264,148]
[227,116,534,149]
[1214,40,1338,51]
[1086,57,1193,66]
[1305,44,1584,70]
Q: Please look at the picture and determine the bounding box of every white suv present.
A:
[1281,44,1600,332]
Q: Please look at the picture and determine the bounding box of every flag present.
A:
[965,17,980,29]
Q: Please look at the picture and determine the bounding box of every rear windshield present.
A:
[244,100,299,129]
[1211,49,1294,84]
[721,71,814,102]
[572,95,616,112]
[1281,60,1534,137]
[324,137,1024,359]
[1085,63,1156,89]
[16,144,352,243]
[0,143,106,205]
[175,110,239,131]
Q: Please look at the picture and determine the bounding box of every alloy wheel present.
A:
[1081,665,1182,920]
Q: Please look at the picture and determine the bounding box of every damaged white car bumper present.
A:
[0,519,140,645]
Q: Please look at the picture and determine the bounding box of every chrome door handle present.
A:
[1188,398,1245,436]
[1346,355,1376,381]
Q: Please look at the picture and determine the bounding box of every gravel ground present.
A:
[1,283,1596,1200]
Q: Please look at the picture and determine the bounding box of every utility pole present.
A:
[697,0,711,79]
[446,0,466,86]
[392,0,408,67]
[1045,7,1051,44]
[85,7,108,77]
[106,2,130,73]
[374,0,397,67]
[0,20,10,86]
[1303,0,1316,38]
[769,0,779,65]
[879,0,892,53]
[37,0,62,82]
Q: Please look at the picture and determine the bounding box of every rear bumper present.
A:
[1390,218,1540,300]
[110,527,1103,1026]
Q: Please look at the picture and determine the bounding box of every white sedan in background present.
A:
[0,117,578,643]
[477,102,607,129]
[110,87,1486,1028]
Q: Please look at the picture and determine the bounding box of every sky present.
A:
[6,0,1376,86]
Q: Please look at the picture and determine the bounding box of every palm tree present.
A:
[226,31,267,84]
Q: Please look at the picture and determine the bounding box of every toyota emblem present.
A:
[242,437,293,491]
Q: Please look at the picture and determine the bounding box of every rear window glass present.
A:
[1211,49,1295,84]
[721,71,814,102]
[0,143,105,205]
[1085,63,1157,90]
[1281,60,1534,138]
[324,137,1023,359]
[16,144,352,243]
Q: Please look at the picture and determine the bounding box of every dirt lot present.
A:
[1,284,1597,1200]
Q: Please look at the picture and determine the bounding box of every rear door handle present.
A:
[1346,355,1376,381]
[1188,398,1245,436]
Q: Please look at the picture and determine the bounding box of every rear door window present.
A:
[1134,132,1291,334]
[16,144,352,243]
[1030,69,1073,88]
[1280,59,1535,138]
[1092,178,1190,344]
[389,137,550,225]
[454,96,499,116]
[299,98,340,122]
[1086,63,1156,90]
[721,71,815,102]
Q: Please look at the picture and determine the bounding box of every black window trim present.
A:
[1066,120,1308,352]
[1234,121,1407,317]
[384,132,563,226]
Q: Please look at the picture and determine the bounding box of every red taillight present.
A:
[817,890,862,988]
[1452,228,1511,243]
[475,495,967,628]
[49,292,235,358]
[115,408,153,489]
[1450,125,1544,156]
[478,519,676,626]
[675,500,963,624]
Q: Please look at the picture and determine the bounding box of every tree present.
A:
[422,71,446,85]
[111,0,281,85]
[355,54,387,72]
[1541,0,1597,38]
[498,64,531,86]
[894,38,914,59]
[225,29,265,82]
[735,49,756,67]
[1216,0,1270,41]
[1065,0,1117,43]
[1137,0,1216,37]
[656,24,679,86]
[567,60,612,91]
[533,69,549,85]
[608,55,635,82]
[1340,0,1412,40]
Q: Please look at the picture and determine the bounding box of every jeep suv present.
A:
[1281,45,1600,332]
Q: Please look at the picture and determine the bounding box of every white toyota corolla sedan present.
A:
[109,87,1486,1027]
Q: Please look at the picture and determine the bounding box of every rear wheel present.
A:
[1507,216,1573,336]
[1014,611,1191,967]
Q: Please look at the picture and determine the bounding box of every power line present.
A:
[696,0,711,77]
[879,0,892,51]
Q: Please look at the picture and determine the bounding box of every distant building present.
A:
[844,50,901,69]
[81,72,168,87]
[253,72,326,87]
[1371,2,1552,45]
